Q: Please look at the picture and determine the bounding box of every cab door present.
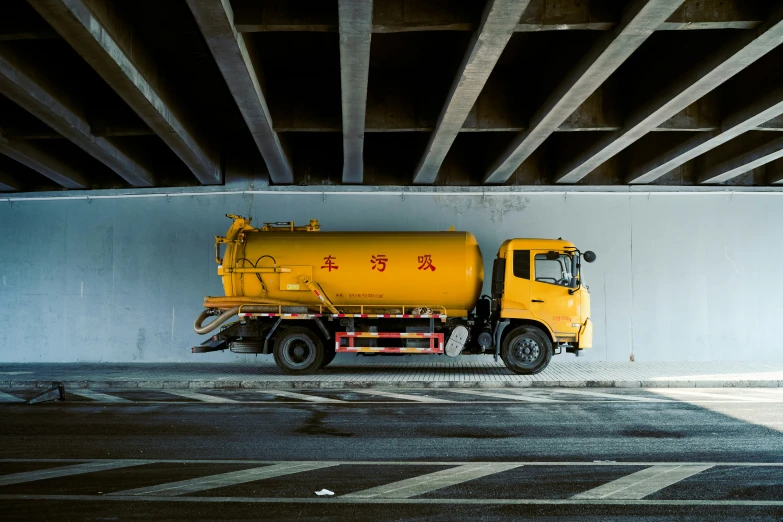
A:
[529,251,581,341]
[499,249,531,314]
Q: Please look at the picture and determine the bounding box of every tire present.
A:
[501,326,552,375]
[320,343,337,368]
[273,326,325,375]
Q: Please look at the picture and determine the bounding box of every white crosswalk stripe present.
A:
[258,390,346,403]
[549,389,670,402]
[343,463,521,499]
[162,390,239,403]
[443,389,563,402]
[350,389,454,403]
[111,462,338,497]
[571,464,713,500]
[70,389,131,403]
[659,390,774,402]
[0,461,149,486]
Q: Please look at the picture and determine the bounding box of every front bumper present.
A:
[578,319,593,349]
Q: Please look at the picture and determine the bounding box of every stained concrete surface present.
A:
[1,388,782,520]
[1,190,783,364]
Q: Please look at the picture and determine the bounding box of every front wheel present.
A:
[501,326,552,375]
[273,326,324,375]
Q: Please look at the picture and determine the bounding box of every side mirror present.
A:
[583,251,597,263]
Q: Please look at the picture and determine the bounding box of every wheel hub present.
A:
[284,338,313,366]
[513,339,540,363]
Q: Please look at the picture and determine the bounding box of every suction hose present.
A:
[194,300,305,335]
[194,307,240,335]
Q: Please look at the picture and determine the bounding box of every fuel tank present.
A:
[219,218,484,316]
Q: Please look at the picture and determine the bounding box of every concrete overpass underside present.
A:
[1,0,782,192]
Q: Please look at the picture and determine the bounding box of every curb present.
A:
[2,379,782,390]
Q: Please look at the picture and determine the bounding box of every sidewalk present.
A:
[1,360,781,389]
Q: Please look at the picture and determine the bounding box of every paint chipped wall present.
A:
[0,191,781,362]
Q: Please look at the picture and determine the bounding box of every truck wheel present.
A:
[320,344,337,368]
[501,326,552,375]
[273,327,325,375]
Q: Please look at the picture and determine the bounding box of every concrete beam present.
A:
[556,7,783,183]
[654,94,720,131]
[757,115,783,131]
[768,158,783,183]
[338,0,372,184]
[699,136,783,183]
[484,0,684,184]
[657,21,760,30]
[234,0,761,33]
[0,169,20,191]
[1,122,64,140]
[29,0,221,185]
[661,0,763,30]
[0,133,87,188]
[629,88,783,183]
[0,30,59,41]
[0,46,154,187]
[187,0,293,184]
[0,179,19,191]
[413,0,531,184]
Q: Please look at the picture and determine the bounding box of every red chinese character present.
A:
[321,255,338,271]
[371,254,388,272]
[418,255,436,271]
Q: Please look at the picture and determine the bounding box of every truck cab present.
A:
[490,239,595,373]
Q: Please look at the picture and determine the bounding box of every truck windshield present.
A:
[534,253,573,286]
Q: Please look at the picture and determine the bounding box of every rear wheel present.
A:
[273,326,324,375]
[501,326,552,375]
[320,343,337,368]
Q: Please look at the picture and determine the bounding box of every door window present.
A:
[534,254,572,286]
[512,250,530,279]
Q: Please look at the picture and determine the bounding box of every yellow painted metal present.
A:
[579,319,594,349]
[496,238,593,349]
[218,216,483,316]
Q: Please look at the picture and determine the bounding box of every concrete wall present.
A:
[1,189,781,362]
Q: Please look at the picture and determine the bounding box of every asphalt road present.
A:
[1,387,782,520]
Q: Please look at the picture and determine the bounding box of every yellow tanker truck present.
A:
[192,214,596,375]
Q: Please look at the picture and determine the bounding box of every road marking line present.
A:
[259,390,346,403]
[2,459,782,467]
[442,389,563,402]
[660,390,774,402]
[69,390,131,403]
[111,462,339,497]
[5,494,776,506]
[549,389,670,402]
[342,463,521,499]
[162,390,239,403]
[350,390,454,403]
[734,389,783,398]
[0,461,149,486]
[571,464,713,500]
[0,390,24,403]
